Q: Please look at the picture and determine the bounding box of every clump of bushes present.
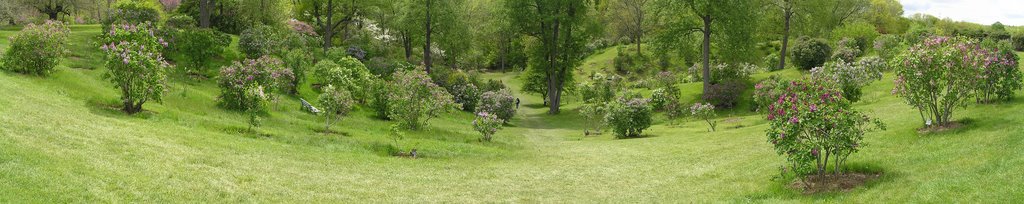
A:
[313,56,373,100]
[318,85,354,133]
[690,103,717,132]
[387,69,460,130]
[831,37,861,63]
[764,79,884,183]
[1,21,69,76]
[810,57,884,103]
[99,23,171,114]
[104,0,163,30]
[239,25,283,59]
[873,34,904,62]
[976,41,1023,103]
[605,94,652,138]
[702,79,746,109]
[282,49,314,93]
[217,56,295,112]
[792,36,832,70]
[478,89,517,123]
[174,28,231,74]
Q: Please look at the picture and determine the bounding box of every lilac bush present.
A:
[100,23,171,114]
[764,79,884,180]
[2,20,70,76]
[690,103,717,132]
[472,112,504,142]
[217,56,294,111]
[892,36,986,127]
[810,57,884,102]
[318,85,354,132]
[477,89,516,122]
[387,69,459,130]
[975,47,1022,103]
[605,95,652,138]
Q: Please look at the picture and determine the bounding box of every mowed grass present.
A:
[0,25,1023,202]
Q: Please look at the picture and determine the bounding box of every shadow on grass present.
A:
[85,98,155,119]
[741,163,894,201]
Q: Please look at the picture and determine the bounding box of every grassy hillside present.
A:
[1,25,1024,202]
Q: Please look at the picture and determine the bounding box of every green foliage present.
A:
[282,48,314,93]
[701,79,746,109]
[313,57,373,100]
[387,69,459,130]
[689,102,716,132]
[100,23,170,114]
[831,21,880,52]
[976,41,1022,103]
[578,72,621,104]
[174,28,231,74]
[763,52,781,71]
[178,0,247,34]
[892,36,983,126]
[165,14,197,29]
[764,79,883,180]
[831,37,861,62]
[580,102,609,135]
[472,112,504,142]
[811,57,884,102]
[873,34,904,62]
[104,0,163,30]
[507,0,590,114]
[791,36,832,70]
[239,25,285,59]
[217,56,294,111]
[318,85,354,132]
[477,89,517,123]
[605,95,652,138]
[369,79,392,120]
[1,21,69,76]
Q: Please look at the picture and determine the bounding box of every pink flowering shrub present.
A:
[477,89,517,122]
[892,36,987,126]
[810,57,884,102]
[217,56,294,112]
[387,69,459,130]
[100,23,170,114]
[605,95,652,138]
[975,46,1022,103]
[2,20,69,76]
[318,85,354,132]
[286,19,317,36]
[690,103,717,132]
[472,112,504,142]
[764,79,883,180]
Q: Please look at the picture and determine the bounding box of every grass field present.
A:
[1,25,1023,202]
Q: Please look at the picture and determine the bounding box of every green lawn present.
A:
[1,25,1023,202]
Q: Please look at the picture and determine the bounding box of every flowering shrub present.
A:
[100,23,171,114]
[286,19,317,36]
[792,36,832,70]
[451,83,481,112]
[892,36,985,126]
[239,25,284,58]
[810,57,883,102]
[478,89,517,122]
[104,1,163,30]
[313,56,373,100]
[174,28,230,74]
[318,85,354,132]
[2,21,69,76]
[655,71,677,88]
[687,63,754,83]
[578,73,621,104]
[702,79,746,109]
[387,69,459,130]
[242,85,268,132]
[764,79,883,180]
[753,76,785,112]
[690,103,717,132]
[217,56,294,111]
[580,102,608,135]
[975,46,1022,102]
[605,95,652,138]
[831,37,861,63]
[472,112,504,142]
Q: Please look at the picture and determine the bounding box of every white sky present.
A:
[900,0,1024,26]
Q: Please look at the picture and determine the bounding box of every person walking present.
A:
[516,98,521,110]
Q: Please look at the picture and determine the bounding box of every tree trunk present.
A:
[402,32,412,62]
[701,15,712,94]
[778,2,792,70]
[199,0,211,28]
[423,0,433,74]
[322,0,335,52]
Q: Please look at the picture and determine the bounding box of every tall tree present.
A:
[656,0,757,95]
[771,0,807,70]
[294,0,368,52]
[198,0,210,27]
[507,0,591,114]
[615,0,648,56]
[30,0,77,20]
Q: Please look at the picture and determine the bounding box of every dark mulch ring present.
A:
[789,172,882,194]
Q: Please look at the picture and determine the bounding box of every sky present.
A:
[900,0,1024,26]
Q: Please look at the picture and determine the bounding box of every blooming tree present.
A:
[764,79,883,180]
[100,23,171,114]
[319,85,354,133]
[387,69,459,130]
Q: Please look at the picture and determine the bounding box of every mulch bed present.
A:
[789,172,881,194]
[917,121,965,134]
